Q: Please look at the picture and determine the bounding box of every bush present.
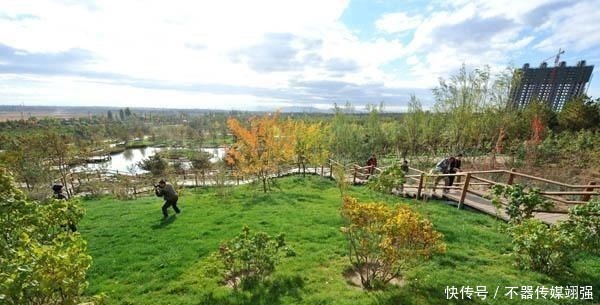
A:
[490,184,554,223]
[137,154,168,176]
[0,167,103,305]
[508,219,573,275]
[506,200,598,275]
[214,226,295,289]
[559,199,600,254]
[366,163,405,194]
[340,196,445,289]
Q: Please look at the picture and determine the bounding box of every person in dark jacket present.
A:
[432,156,456,193]
[446,153,463,187]
[366,154,378,176]
[52,184,77,232]
[400,160,409,174]
[155,179,180,218]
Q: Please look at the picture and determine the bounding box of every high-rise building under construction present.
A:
[509,60,594,111]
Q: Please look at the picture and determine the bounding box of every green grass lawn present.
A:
[79,176,599,305]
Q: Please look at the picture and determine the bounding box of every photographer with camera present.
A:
[154,179,180,219]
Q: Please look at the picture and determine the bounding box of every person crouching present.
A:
[155,179,180,219]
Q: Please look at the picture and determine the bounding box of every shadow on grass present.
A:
[552,252,600,288]
[370,285,454,305]
[151,215,177,229]
[199,275,305,305]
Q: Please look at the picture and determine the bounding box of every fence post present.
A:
[581,181,597,202]
[459,173,471,209]
[507,168,516,185]
[321,164,324,176]
[353,166,357,184]
[329,161,333,178]
[417,173,424,199]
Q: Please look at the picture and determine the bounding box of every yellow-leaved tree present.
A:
[292,120,330,176]
[227,112,295,192]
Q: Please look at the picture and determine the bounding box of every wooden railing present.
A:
[404,168,599,213]
[65,158,598,213]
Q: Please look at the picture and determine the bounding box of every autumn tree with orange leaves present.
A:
[227,113,295,192]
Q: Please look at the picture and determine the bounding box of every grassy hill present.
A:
[79,176,599,305]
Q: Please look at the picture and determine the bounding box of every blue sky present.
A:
[0,0,599,111]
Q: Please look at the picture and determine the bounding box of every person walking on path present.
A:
[155,179,180,219]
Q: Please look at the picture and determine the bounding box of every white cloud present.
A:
[0,0,598,110]
[396,0,600,93]
[375,12,422,34]
[0,74,284,109]
[534,1,600,52]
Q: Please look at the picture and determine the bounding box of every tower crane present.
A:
[541,48,565,66]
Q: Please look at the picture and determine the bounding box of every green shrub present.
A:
[137,154,168,176]
[559,199,600,254]
[366,163,405,194]
[214,226,295,290]
[506,200,599,275]
[0,167,103,305]
[508,219,573,275]
[490,184,554,223]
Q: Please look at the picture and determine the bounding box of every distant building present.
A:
[509,60,594,111]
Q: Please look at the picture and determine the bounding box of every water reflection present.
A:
[78,147,226,174]
[122,148,134,161]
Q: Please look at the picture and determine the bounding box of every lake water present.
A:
[77,147,226,174]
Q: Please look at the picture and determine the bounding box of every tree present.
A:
[403,96,426,155]
[119,109,125,121]
[124,107,132,118]
[43,132,76,197]
[189,150,213,185]
[0,135,49,192]
[227,112,295,192]
[558,95,600,131]
[0,167,103,305]
[364,103,386,155]
[432,64,491,152]
[293,120,329,175]
[107,110,113,121]
[329,103,365,163]
[137,154,168,177]
[431,65,519,155]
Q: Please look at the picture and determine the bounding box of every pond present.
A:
[77,147,226,174]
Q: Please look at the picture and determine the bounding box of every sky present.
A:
[1,0,599,111]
